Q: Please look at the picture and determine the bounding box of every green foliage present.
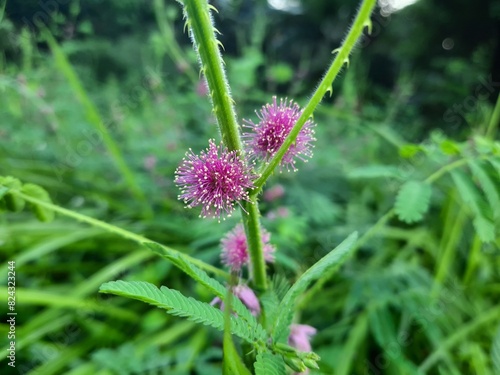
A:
[395,180,432,223]
[21,183,55,222]
[0,176,54,221]
[144,242,266,337]
[1,0,499,373]
[99,281,265,344]
[254,352,287,375]
[272,232,358,342]
[451,170,496,243]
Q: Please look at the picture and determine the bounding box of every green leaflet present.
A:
[180,0,242,152]
[21,183,55,222]
[144,242,266,340]
[272,232,358,342]
[451,170,495,243]
[0,176,55,222]
[395,180,432,223]
[99,281,263,345]
[254,352,287,375]
[0,176,25,212]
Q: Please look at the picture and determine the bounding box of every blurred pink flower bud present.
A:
[210,284,261,316]
[143,156,157,171]
[264,184,285,202]
[196,79,209,97]
[288,324,317,352]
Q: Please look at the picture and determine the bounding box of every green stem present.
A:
[250,0,377,196]
[182,0,242,152]
[425,156,489,184]
[241,201,267,291]
[181,0,267,289]
[9,190,227,278]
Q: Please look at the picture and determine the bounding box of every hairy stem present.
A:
[240,201,267,291]
[181,0,267,289]
[250,0,377,196]
[9,190,227,278]
[181,0,242,152]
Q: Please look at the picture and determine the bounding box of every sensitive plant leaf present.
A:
[21,183,55,222]
[468,160,500,219]
[395,180,432,223]
[473,217,495,243]
[272,232,358,342]
[254,352,287,375]
[144,242,266,339]
[100,281,263,344]
[451,170,495,243]
[347,165,403,180]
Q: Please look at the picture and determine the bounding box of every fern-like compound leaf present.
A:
[144,242,266,340]
[254,352,287,375]
[272,232,358,342]
[100,280,264,344]
[395,180,432,223]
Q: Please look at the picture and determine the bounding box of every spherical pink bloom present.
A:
[210,285,261,316]
[175,140,255,220]
[220,223,275,271]
[264,184,285,202]
[288,324,317,352]
[243,97,316,171]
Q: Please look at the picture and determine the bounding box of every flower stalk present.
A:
[180,0,268,289]
[180,0,242,152]
[250,0,377,196]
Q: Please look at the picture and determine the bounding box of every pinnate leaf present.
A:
[395,180,432,223]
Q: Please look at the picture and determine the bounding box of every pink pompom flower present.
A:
[243,97,316,171]
[174,140,255,220]
[220,223,275,272]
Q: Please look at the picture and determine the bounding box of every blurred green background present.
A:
[1,0,500,374]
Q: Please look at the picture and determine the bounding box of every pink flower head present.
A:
[210,285,261,316]
[243,97,316,171]
[175,140,255,220]
[288,324,317,352]
[220,223,275,271]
